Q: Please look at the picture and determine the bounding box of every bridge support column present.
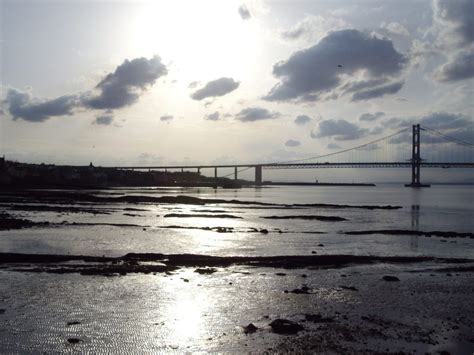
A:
[405,124,430,188]
[234,166,238,180]
[255,165,262,186]
[214,167,218,179]
[197,167,201,174]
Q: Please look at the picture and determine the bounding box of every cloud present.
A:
[433,0,474,47]
[204,111,221,121]
[434,49,474,82]
[385,111,474,146]
[294,114,312,125]
[263,29,407,102]
[3,55,167,123]
[4,88,77,122]
[285,139,301,147]
[340,78,389,94]
[188,81,199,89]
[160,115,173,122]
[238,4,251,20]
[327,143,341,149]
[190,77,240,101]
[370,126,385,135]
[380,22,410,36]
[281,15,346,42]
[420,112,472,130]
[311,119,369,141]
[359,112,385,122]
[235,107,281,122]
[82,56,167,109]
[351,81,404,101]
[93,114,114,125]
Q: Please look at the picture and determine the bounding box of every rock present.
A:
[0,309,5,314]
[194,268,217,274]
[382,275,400,282]
[318,244,324,247]
[304,314,334,323]
[340,285,358,291]
[275,272,286,276]
[269,319,304,335]
[290,288,310,294]
[67,338,81,344]
[311,251,316,254]
[260,229,269,234]
[301,274,307,278]
[67,321,81,326]
[243,323,258,334]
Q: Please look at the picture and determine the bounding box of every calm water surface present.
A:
[1,184,472,258]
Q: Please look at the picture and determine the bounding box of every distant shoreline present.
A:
[263,182,376,187]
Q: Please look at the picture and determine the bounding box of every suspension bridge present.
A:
[114,124,474,187]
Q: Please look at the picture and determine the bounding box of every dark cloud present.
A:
[351,81,404,101]
[359,112,385,122]
[204,111,220,121]
[235,107,281,122]
[420,112,472,130]
[263,29,407,102]
[311,119,369,141]
[340,78,389,94]
[160,115,173,122]
[3,56,167,123]
[82,55,167,109]
[285,139,301,147]
[385,112,474,145]
[93,114,113,125]
[370,126,385,135]
[294,114,312,125]
[188,81,199,89]
[238,4,251,20]
[4,88,77,122]
[435,50,474,82]
[434,0,474,46]
[191,77,239,101]
[327,143,341,149]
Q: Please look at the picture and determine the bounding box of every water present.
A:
[1,185,473,353]
[0,184,473,258]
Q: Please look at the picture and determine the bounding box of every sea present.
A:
[0,184,473,258]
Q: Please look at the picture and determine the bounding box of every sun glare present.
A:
[129,0,259,82]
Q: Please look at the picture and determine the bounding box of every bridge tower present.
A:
[405,124,430,188]
[255,165,262,186]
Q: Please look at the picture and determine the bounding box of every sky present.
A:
[0,0,473,182]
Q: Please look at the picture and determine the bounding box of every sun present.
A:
[127,0,260,82]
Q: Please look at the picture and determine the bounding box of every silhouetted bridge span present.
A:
[112,125,474,187]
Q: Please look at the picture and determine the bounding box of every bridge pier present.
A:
[234,166,238,180]
[255,165,262,186]
[405,124,430,188]
[214,167,218,180]
[197,167,200,174]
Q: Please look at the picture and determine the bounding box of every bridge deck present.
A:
[107,162,474,170]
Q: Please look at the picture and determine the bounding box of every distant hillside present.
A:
[0,160,248,188]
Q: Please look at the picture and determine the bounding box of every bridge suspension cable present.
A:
[268,126,411,165]
[421,126,474,147]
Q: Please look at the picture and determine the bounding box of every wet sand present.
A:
[0,257,473,353]
[1,189,473,353]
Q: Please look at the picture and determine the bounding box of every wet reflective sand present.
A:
[0,185,473,353]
